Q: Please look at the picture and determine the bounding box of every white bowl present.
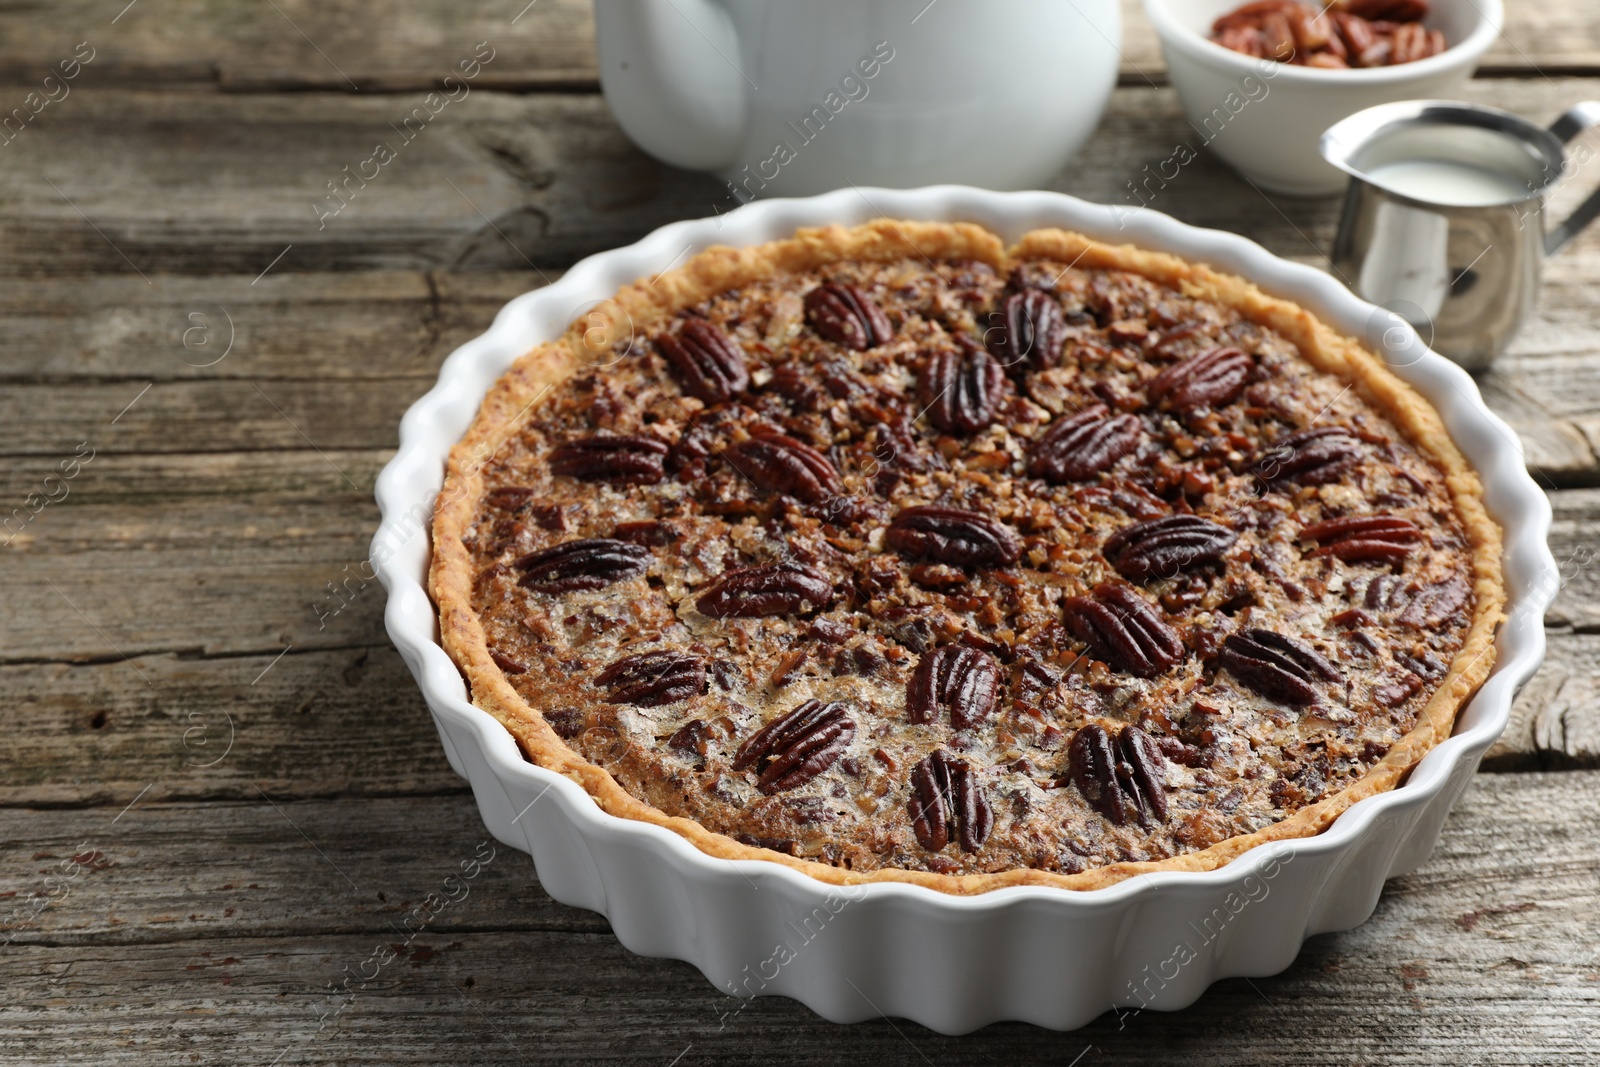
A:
[374,186,1553,1033]
[1142,0,1503,196]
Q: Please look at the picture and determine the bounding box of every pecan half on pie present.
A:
[431,221,1503,893]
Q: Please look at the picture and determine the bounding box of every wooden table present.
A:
[5,2,1599,1062]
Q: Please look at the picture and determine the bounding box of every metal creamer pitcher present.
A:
[1321,99,1600,371]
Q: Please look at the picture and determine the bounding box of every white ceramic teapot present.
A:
[593,0,1122,198]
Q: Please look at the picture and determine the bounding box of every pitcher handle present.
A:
[1545,101,1600,256]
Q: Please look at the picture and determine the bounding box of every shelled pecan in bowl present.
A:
[1210,0,1447,68]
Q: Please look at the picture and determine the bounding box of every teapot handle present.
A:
[1545,101,1600,256]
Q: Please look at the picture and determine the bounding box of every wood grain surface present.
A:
[5,0,1600,1061]
[3,0,1597,91]
[3,775,1595,1063]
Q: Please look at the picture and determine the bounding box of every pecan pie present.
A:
[431,221,1503,893]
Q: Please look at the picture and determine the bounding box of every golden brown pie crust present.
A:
[429,220,1504,894]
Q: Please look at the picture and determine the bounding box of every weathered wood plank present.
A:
[2,488,390,661]
[0,0,599,92]
[0,795,602,944]
[1542,488,1600,634]
[1476,376,1599,488]
[0,646,453,807]
[0,0,1593,94]
[1493,660,1600,771]
[6,80,1598,278]
[2,773,1595,1062]
[0,379,435,456]
[0,271,533,383]
[1490,643,1600,770]
[1473,1,1600,76]
[0,448,390,504]
[3,90,722,276]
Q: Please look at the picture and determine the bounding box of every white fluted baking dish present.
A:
[374,186,1555,1033]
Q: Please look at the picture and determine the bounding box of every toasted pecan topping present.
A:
[723,428,842,505]
[906,645,1002,729]
[805,282,892,350]
[1103,514,1237,581]
[1220,629,1343,705]
[1028,404,1144,483]
[549,434,670,484]
[1147,346,1252,414]
[909,750,993,852]
[885,506,1022,568]
[1062,584,1183,677]
[513,538,651,594]
[1302,514,1421,564]
[696,562,833,618]
[657,319,749,402]
[920,338,1007,435]
[1254,426,1364,487]
[1065,723,1169,828]
[986,290,1066,375]
[595,651,707,706]
[733,699,856,794]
